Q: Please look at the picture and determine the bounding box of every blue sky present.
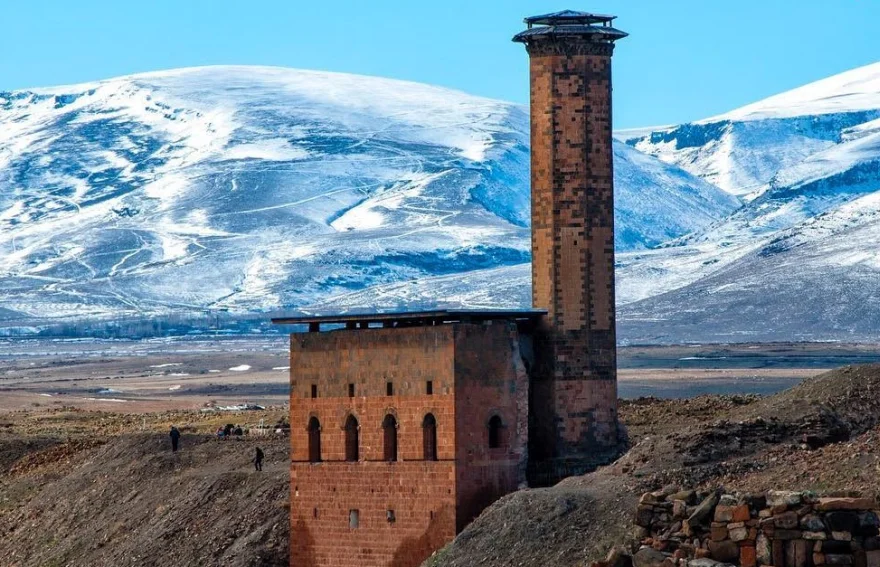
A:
[2,0,877,129]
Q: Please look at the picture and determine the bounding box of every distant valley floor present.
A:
[2,338,880,412]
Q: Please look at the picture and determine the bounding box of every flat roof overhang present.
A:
[271,308,547,331]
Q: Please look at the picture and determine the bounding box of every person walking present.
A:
[170,425,181,452]
[253,447,264,471]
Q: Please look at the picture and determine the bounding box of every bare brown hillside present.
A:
[4,365,880,567]
[0,414,289,567]
[428,364,880,567]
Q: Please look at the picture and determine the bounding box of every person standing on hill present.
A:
[170,425,181,452]
[253,447,264,471]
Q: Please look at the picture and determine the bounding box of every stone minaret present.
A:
[513,10,627,482]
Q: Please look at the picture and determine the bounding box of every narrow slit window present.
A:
[349,509,359,529]
[310,384,318,399]
[383,414,398,462]
[348,383,355,397]
[386,381,393,396]
[307,417,322,463]
[344,414,359,462]
[422,413,438,461]
[488,415,504,449]
[426,380,433,395]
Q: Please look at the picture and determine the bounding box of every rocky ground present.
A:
[0,409,290,567]
[4,364,880,566]
[429,364,880,567]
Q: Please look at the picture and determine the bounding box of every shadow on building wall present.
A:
[390,504,455,567]
[291,517,318,567]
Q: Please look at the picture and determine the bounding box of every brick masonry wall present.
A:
[289,326,458,464]
[289,326,458,567]
[288,323,531,566]
[291,463,457,567]
[453,321,530,531]
[527,39,621,474]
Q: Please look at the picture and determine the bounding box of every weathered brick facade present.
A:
[279,10,628,566]
[515,14,627,483]
[288,321,531,567]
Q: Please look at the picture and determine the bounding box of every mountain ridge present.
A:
[0,65,734,333]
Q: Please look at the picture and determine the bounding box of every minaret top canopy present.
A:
[513,9,627,45]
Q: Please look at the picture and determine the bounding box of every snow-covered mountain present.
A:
[623,63,880,199]
[614,62,880,342]
[0,66,734,330]
[326,62,880,343]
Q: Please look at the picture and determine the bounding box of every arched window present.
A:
[422,413,438,461]
[344,414,359,462]
[307,416,322,463]
[488,415,504,449]
[382,414,398,462]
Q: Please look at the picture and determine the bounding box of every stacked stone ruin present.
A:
[625,489,880,567]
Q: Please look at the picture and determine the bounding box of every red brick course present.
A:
[289,321,528,567]
[526,40,622,477]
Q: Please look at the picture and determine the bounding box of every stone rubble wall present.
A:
[599,489,880,567]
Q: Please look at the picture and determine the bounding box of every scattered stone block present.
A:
[673,500,688,519]
[715,506,735,523]
[833,532,854,542]
[860,513,880,528]
[710,525,729,542]
[670,490,696,504]
[757,534,773,565]
[720,494,738,506]
[802,515,828,532]
[682,520,694,537]
[607,545,634,567]
[741,545,757,567]
[689,493,720,526]
[637,505,655,528]
[804,532,829,540]
[786,539,810,567]
[768,491,803,508]
[641,492,661,505]
[859,513,880,537]
[776,512,800,529]
[826,554,855,565]
[866,550,880,567]
[773,539,786,567]
[708,540,739,563]
[776,530,805,540]
[634,547,669,567]
[732,505,751,522]
[817,499,878,512]
[730,525,749,542]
